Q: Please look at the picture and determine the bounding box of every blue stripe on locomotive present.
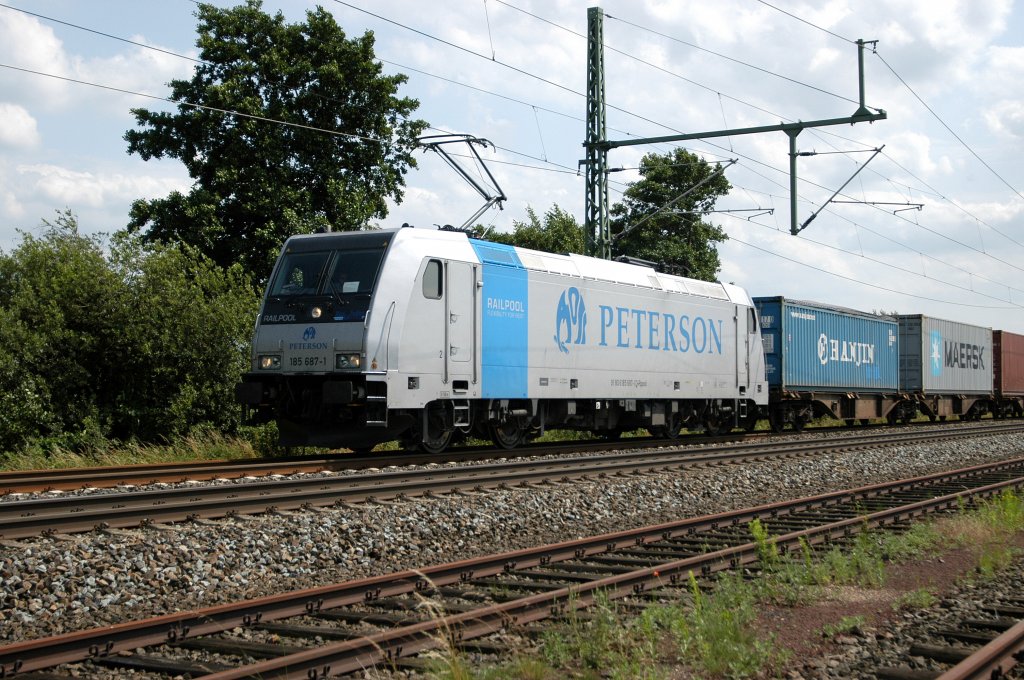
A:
[754,297,899,392]
[469,240,528,398]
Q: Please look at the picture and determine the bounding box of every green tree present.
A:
[609,148,730,281]
[488,204,585,254]
[0,212,259,453]
[125,0,427,281]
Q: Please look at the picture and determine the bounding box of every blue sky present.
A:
[2,0,1024,331]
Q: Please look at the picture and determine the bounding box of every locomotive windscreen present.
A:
[270,249,385,298]
[263,246,386,323]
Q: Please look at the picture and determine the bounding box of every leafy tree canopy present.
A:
[0,211,259,453]
[610,148,730,281]
[125,0,427,281]
[486,204,585,254]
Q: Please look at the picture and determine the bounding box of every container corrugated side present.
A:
[994,330,1024,395]
[754,297,898,392]
[898,315,992,394]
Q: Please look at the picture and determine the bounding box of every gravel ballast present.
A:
[1,429,1022,644]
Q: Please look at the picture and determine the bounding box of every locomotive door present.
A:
[445,261,476,376]
[736,306,750,393]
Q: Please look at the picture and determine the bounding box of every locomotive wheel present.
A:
[649,413,684,440]
[417,427,454,454]
[595,428,623,441]
[703,414,728,436]
[489,419,527,449]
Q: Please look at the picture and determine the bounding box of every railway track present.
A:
[1,420,1015,495]
[3,457,1024,678]
[876,606,1024,679]
[0,431,749,495]
[2,423,1020,540]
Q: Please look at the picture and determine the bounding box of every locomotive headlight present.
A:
[258,354,281,370]
[310,306,323,319]
[335,353,361,369]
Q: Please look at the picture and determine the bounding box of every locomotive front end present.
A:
[235,231,394,449]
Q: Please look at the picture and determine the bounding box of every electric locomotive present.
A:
[235,226,769,452]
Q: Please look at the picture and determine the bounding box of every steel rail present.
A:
[1,421,1017,495]
[0,432,749,494]
[935,618,1024,679]
[2,457,1024,675]
[1,425,1018,540]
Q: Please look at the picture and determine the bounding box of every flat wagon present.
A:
[993,329,1024,417]
[753,297,900,430]
[897,314,993,420]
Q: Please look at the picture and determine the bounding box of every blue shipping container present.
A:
[753,297,899,392]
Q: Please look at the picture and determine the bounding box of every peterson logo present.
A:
[553,287,587,354]
[289,325,328,351]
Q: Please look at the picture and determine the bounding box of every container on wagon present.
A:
[753,297,899,392]
[994,329,1024,396]
[897,315,992,395]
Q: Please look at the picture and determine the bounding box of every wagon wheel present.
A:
[489,418,527,449]
[791,414,807,433]
[768,409,785,433]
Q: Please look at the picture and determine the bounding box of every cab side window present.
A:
[748,308,757,334]
[423,259,442,299]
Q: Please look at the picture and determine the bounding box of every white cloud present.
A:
[0,103,40,148]
[985,100,1024,138]
[17,164,187,208]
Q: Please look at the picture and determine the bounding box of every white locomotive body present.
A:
[236,227,768,451]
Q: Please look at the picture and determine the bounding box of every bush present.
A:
[0,212,260,455]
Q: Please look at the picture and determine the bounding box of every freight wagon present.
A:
[993,330,1024,418]
[897,314,993,421]
[753,297,901,431]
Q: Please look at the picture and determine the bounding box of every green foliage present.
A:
[821,615,866,637]
[668,572,785,677]
[892,588,937,611]
[877,522,943,561]
[609,148,730,281]
[125,0,427,281]
[538,592,663,679]
[487,204,585,255]
[0,213,259,454]
[750,518,780,568]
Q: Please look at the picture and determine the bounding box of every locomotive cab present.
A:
[235,231,397,449]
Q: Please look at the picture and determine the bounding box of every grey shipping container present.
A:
[898,315,992,395]
[753,297,899,392]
